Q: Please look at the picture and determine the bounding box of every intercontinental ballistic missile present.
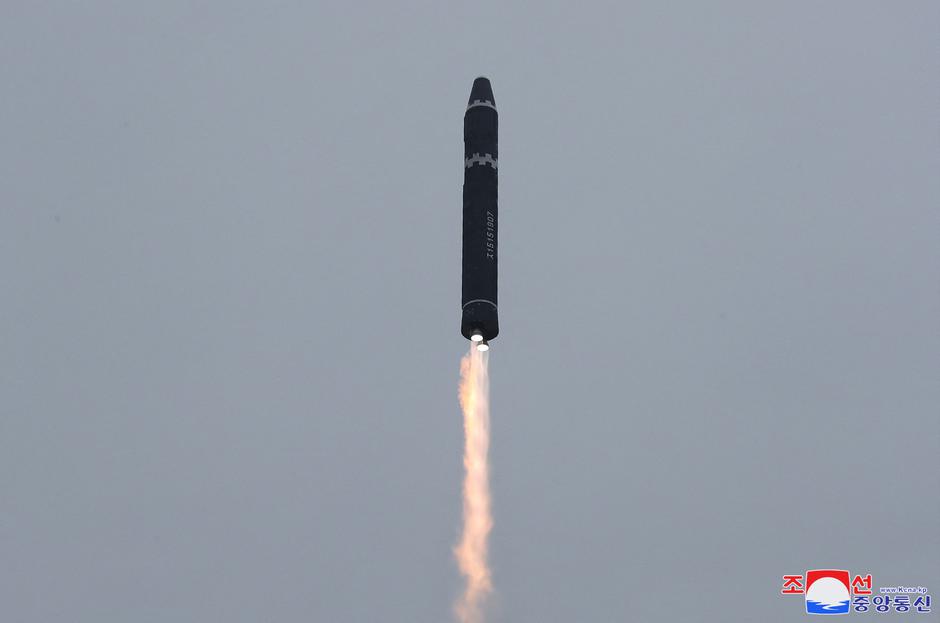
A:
[461,77,499,351]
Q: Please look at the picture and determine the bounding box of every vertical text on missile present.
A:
[485,211,495,260]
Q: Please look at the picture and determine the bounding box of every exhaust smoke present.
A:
[454,345,493,623]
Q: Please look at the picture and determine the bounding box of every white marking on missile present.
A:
[463,299,497,309]
[467,100,496,111]
[465,153,497,169]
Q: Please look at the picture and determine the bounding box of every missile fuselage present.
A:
[461,77,499,342]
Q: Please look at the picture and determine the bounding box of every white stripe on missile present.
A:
[463,299,497,309]
[467,100,496,111]
[465,153,497,169]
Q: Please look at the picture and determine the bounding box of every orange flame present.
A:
[454,346,493,623]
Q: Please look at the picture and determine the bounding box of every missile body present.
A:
[461,77,499,344]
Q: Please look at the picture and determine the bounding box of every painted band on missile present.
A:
[461,77,498,349]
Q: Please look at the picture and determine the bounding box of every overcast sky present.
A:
[1,2,938,622]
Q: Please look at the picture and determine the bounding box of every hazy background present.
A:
[1,2,937,621]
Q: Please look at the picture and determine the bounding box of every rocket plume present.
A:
[454,345,493,623]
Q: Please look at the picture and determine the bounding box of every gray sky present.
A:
[1,2,937,621]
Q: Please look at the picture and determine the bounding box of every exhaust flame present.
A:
[454,345,493,623]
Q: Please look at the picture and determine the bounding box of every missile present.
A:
[461,77,499,351]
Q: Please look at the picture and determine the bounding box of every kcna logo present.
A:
[783,570,863,614]
[781,570,932,615]
[800,570,852,614]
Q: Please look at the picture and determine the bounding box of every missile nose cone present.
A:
[468,77,495,106]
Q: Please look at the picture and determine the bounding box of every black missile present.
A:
[461,77,499,350]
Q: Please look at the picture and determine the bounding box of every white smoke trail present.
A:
[454,345,493,623]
